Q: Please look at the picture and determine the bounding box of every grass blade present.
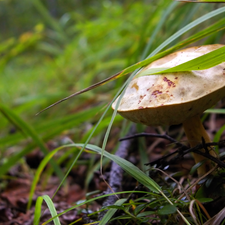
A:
[138,45,225,77]
[99,198,127,225]
[33,197,43,225]
[34,195,61,225]
[0,103,64,179]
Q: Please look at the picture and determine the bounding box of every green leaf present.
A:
[190,161,206,175]
[139,45,225,76]
[99,199,127,225]
[213,124,225,153]
[205,108,225,114]
[195,198,213,203]
[137,211,155,217]
[158,205,177,215]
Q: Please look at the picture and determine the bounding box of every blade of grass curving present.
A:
[33,196,43,225]
[27,145,80,210]
[149,6,225,56]
[213,124,225,153]
[176,4,200,32]
[137,45,225,77]
[0,104,64,180]
[141,1,178,59]
[71,143,191,225]
[205,109,225,114]
[41,190,150,225]
[100,68,142,171]
[156,16,225,54]
[1,105,103,147]
[99,198,127,225]
[158,45,225,71]
[37,6,225,115]
[40,195,61,225]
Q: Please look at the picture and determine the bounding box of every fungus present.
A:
[112,44,225,176]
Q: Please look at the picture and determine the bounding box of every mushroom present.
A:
[112,44,225,176]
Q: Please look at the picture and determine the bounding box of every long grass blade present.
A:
[99,198,127,225]
[138,45,225,77]
[37,195,61,225]
[42,190,150,224]
[33,197,43,225]
[27,146,73,210]
[0,104,64,179]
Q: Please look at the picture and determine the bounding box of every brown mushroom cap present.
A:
[112,44,225,126]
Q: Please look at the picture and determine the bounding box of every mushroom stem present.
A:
[182,115,217,176]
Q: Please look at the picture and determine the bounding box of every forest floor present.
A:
[1,110,225,225]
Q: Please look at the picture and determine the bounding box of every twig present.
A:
[119,132,186,148]
[119,131,225,171]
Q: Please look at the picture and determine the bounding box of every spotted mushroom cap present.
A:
[112,44,225,126]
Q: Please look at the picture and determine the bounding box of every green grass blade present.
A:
[213,124,225,153]
[160,45,225,71]
[141,1,178,59]
[42,191,150,224]
[0,105,103,147]
[205,108,225,114]
[149,6,225,56]
[99,198,127,225]
[43,195,61,225]
[0,104,64,179]
[138,45,225,77]
[35,195,61,225]
[27,146,73,210]
[33,197,43,225]
[72,143,160,192]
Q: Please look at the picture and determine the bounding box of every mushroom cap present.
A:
[112,44,225,126]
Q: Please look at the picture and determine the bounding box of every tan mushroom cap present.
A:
[112,44,225,126]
